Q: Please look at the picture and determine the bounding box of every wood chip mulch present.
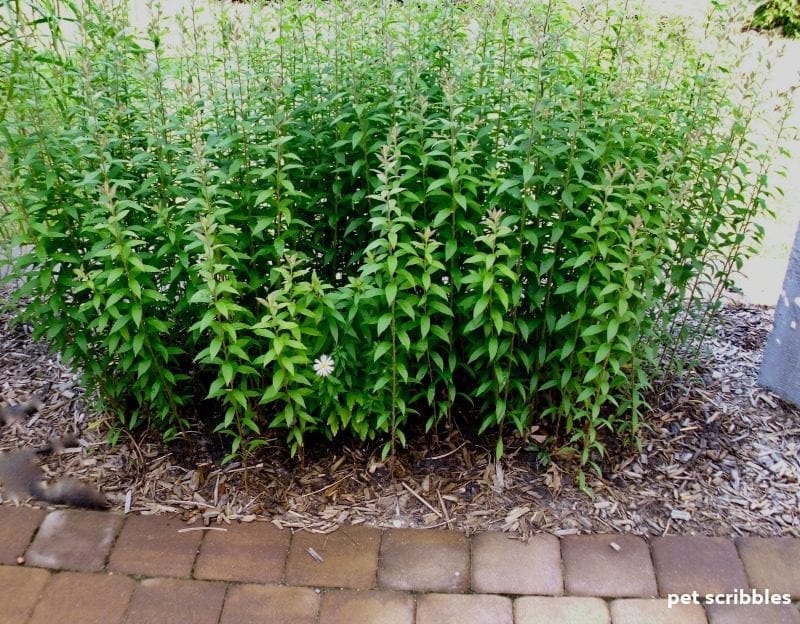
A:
[1,286,798,537]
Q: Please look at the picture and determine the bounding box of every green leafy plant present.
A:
[749,0,800,37]
[0,0,793,486]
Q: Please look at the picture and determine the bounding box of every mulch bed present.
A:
[1,287,798,537]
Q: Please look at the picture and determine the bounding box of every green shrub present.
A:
[0,0,792,482]
[749,0,800,37]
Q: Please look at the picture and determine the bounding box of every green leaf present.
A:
[562,187,574,209]
[522,163,535,184]
[607,318,620,341]
[221,362,234,386]
[373,375,390,392]
[573,160,585,181]
[595,343,611,363]
[576,272,590,295]
[445,239,458,261]
[473,296,489,320]
[131,303,143,328]
[137,358,152,378]
[385,282,398,306]
[491,309,503,334]
[106,268,124,286]
[574,250,593,268]
[488,336,498,361]
[398,330,411,351]
[209,337,223,360]
[555,313,572,331]
[132,332,145,357]
[496,178,520,196]
[433,208,452,228]
[581,324,604,338]
[261,384,280,404]
[128,277,142,300]
[494,285,509,311]
[377,313,393,336]
[420,315,431,338]
[482,272,493,294]
[555,281,575,295]
[584,365,602,384]
[374,341,391,361]
[109,314,129,335]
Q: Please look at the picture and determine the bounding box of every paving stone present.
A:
[0,505,45,565]
[124,577,226,624]
[286,525,380,589]
[651,537,749,596]
[417,593,513,624]
[610,599,708,624]
[319,589,414,624]
[0,565,50,624]
[377,528,469,592]
[562,534,657,598]
[513,596,610,624]
[194,521,289,583]
[736,538,800,598]
[471,532,562,595]
[26,509,122,572]
[108,514,202,578]
[705,604,800,624]
[28,571,135,624]
[219,584,320,624]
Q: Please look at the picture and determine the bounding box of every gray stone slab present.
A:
[26,510,122,572]
[760,223,800,406]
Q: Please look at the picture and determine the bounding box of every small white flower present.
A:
[313,354,335,378]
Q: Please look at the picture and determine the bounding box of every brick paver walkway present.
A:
[1,505,798,624]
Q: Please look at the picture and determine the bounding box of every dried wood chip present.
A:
[306,547,324,563]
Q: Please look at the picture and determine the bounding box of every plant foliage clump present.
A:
[749,0,800,37]
[0,0,793,479]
